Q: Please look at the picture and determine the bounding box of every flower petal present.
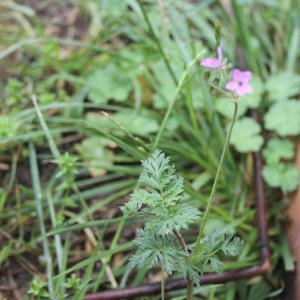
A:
[242,83,253,94]
[233,69,252,82]
[225,81,238,91]
[240,71,252,82]
[200,58,221,68]
[236,83,253,96]
[232,69,243,81]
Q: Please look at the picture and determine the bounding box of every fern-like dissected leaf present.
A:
[121,149,200,231]
[121,189,150,216]
[146,204,200,235]
[139,150,184,205]
[121,150,203,284]
[177,259,203,287]
[204,230,244,256]
[163,176,184,204]
[221,234,244,256]
[129,228,187,275]
[139,150,172,190]
[189,229,244,277]
[204,257,224,275]
[204,229,224,254]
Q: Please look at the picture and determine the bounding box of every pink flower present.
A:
[225,69,253,97]
[200,46,222,69]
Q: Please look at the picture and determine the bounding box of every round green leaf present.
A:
[87,64,133,104]
[114,112,159,135]
[216,98,247,119]
[262,138,294,165]
[265,71,300,102]
[75,136,113,177]
[264,100,300,136]
[229,117,263,153]
[262,163,299,192]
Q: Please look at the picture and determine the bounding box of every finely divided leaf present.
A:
[221,235,244,256]
[121,150,202,281]
[205,257,224,275]
[129,229,186,274]
[146,204,200,235]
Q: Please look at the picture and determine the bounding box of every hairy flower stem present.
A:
[193,102,238,255]
[185,102,238,299]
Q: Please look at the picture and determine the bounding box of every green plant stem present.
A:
[29,142,54,296]
[193,102,238,255]
[186,280,194,300]
[161,265,165,300]
[186,102,238,299]
[136,0,177,86]
[31,95,60,160]
[154,52,203,149]
[172,229,194,300]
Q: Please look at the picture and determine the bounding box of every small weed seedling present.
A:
[122,44,249,299]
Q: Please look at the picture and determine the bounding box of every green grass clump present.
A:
[0,0,298,299]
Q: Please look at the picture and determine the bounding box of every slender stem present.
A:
[101,111,148,149]
[154,53,203,149]
[29,142,54,296]
[207,82,232,97]
[172,228,189,255]
[172,228,194,299]
[31,95,60,160]
[186,280,194,300]
[193,102,238,255]
[161,266,165,300]
[136,0,177,86]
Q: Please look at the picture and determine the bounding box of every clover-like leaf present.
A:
[262,163,299,192]
[265,71,300,101]
[114,112,159,135]
[215,98,247,119]
[87,64,133,103]
[229,117,263,153]
[264,100,300,136]
[262,138,294,165]
[75,136,113,177]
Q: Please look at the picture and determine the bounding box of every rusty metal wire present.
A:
[84,149,270,300]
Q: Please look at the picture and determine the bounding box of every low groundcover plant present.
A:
[121,45,251,299]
